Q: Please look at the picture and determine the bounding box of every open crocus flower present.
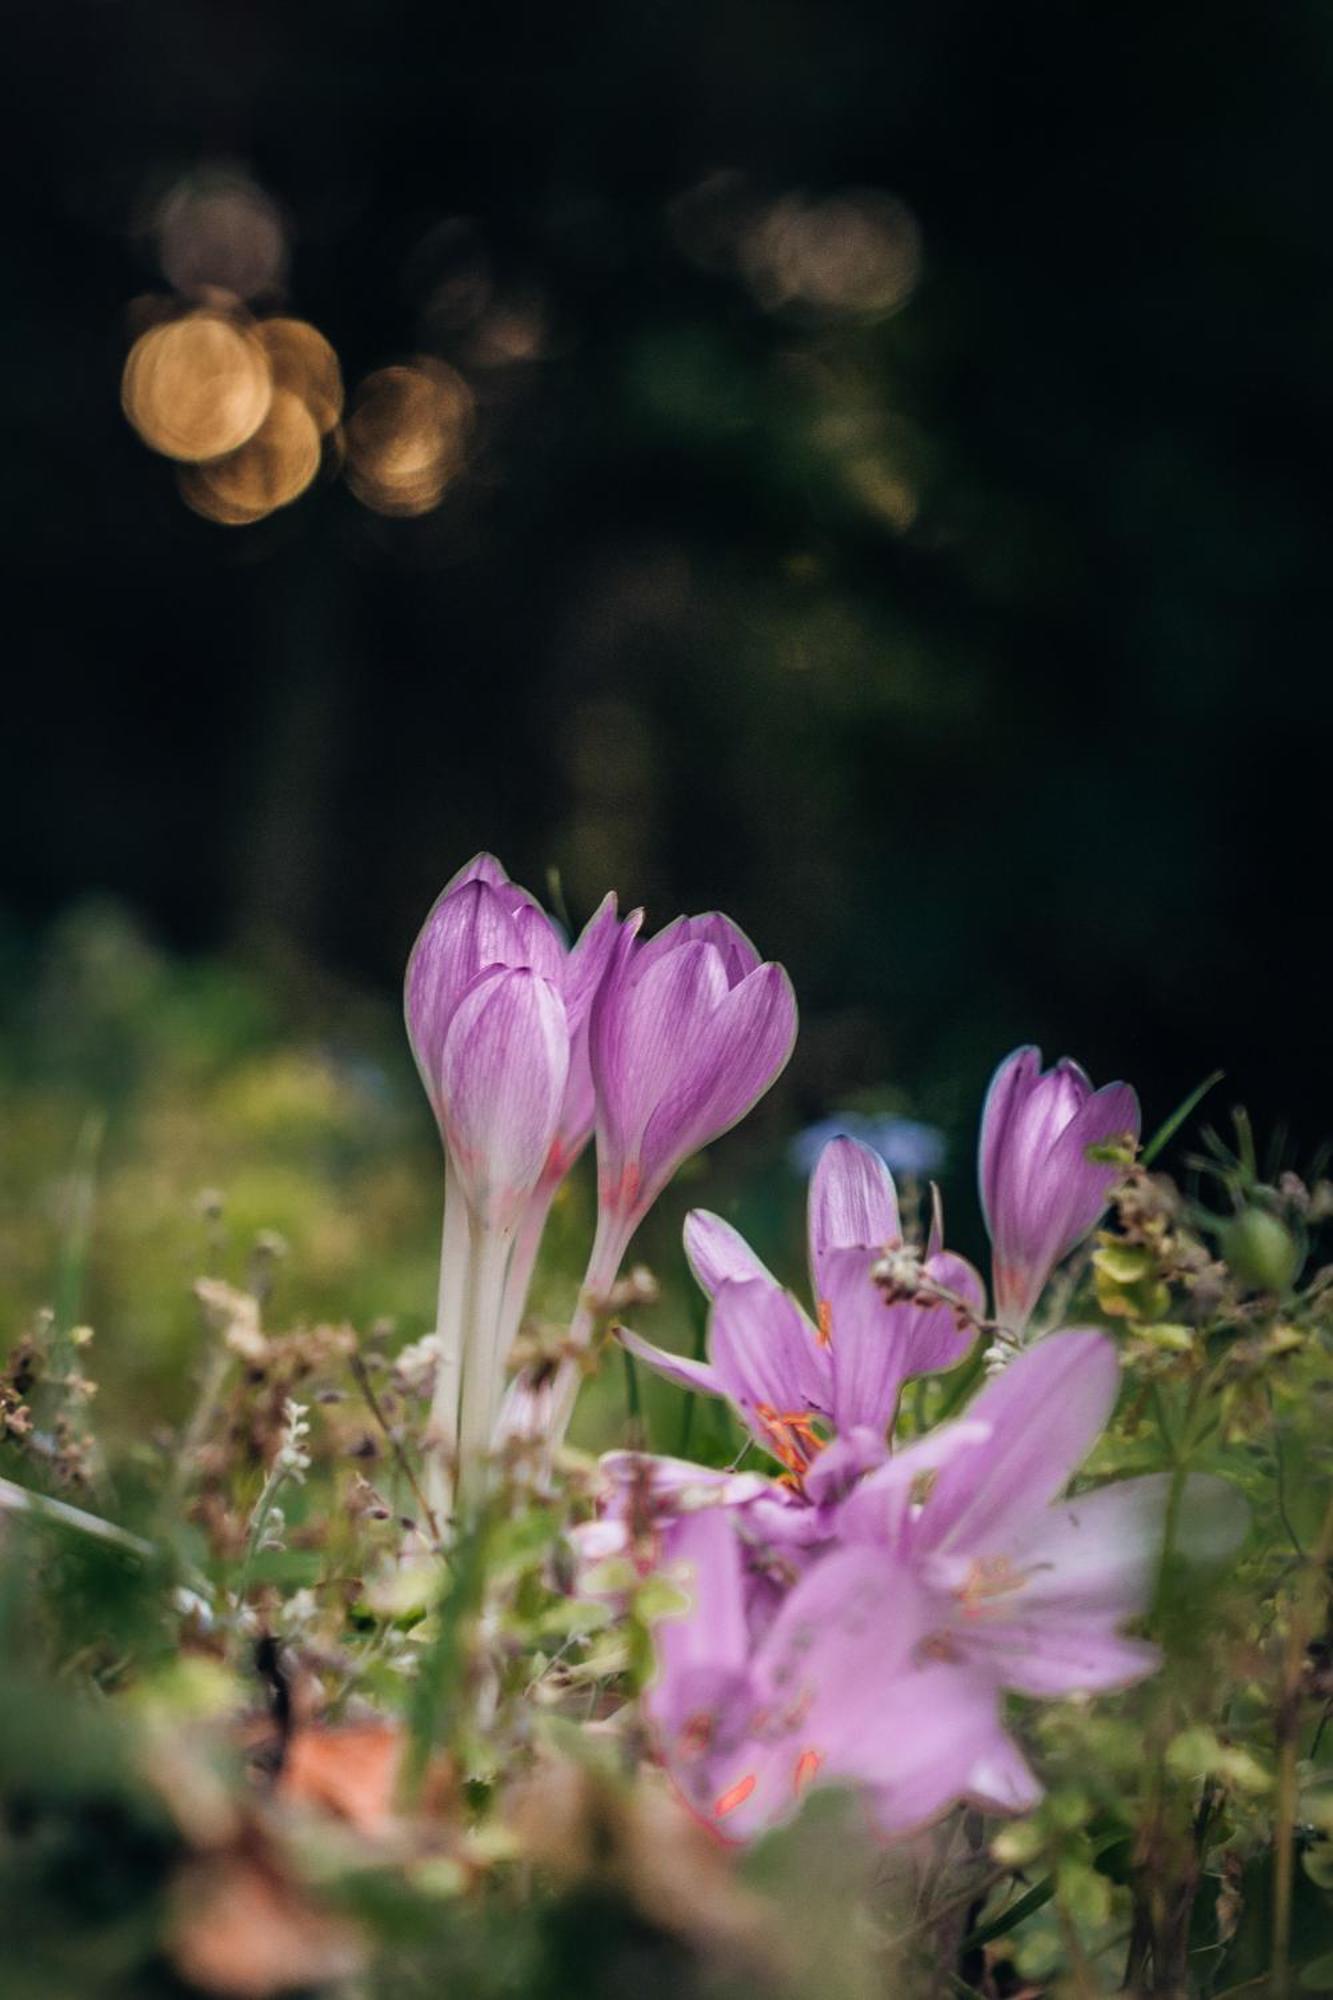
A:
[404,854,619,1508]
[980,1046,1141,1333]
[644,1331,1242,1842]
[504,908,797,1450]
[620,1137,983,1485]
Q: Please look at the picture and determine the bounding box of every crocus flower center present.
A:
[754,1404,825,1481]
[955,1552,1025,1618]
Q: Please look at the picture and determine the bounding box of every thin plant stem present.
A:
[496,1177,558,1363]
[1272,1490,1333,1996]
[456,1219,515,1507]
[540,1203,635,1448]
[621,1343,645,1447]
[431,1162,470,1445]
[0,1474,154,1559]
[168,1337,233,1513]
[349,1347,440,1545]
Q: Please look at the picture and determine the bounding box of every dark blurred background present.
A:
[4,0,1332,1157]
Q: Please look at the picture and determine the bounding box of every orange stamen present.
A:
[816,1299,833,1347]
[754,1403,825,1480]
[713,1773,758,1819]
[793,1749,823,1795]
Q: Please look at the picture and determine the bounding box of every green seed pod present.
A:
[1218,1208,1302,1294]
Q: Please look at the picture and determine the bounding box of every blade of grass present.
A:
[1142,1071,1224,1167]
[53,1111,106,1343]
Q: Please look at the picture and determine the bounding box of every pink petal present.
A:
[635,912,762,988]
[920,1331,1120,1556]
[952,1619,1162,1697]
[808,1137,901,1301]
[822,1245,977,1437]
[836,1420,993,1551]
[683,1210,775,1296]
[595,938,731,1178]
[708,1277,832,1444]
[405,879,530,1104]
[438,967,570,1225]
[563,893,621,1032]
[441,851,511,894]
[617,1326,724,1399]
[636,961,797,1196]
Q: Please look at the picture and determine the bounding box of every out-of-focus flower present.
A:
[788,1112,946,1180]
[622,1137,980,1477]
[643,1333,1236,1842]
[980,1046,1140,1332]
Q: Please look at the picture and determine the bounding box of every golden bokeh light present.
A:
[177,388,322,525]
[256,318,344,435]
[742,191,922,319]
[344,360,473,517]
[121,311,272,463]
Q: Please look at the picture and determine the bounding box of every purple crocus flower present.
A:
[502,907,797,1451]
[403,854,619,1507]
[620,1137,982,1481]
[642,1331,1232,1842]
[980,1046,1141,1332]
[434,965,570,1231]
[590,912,797,1237]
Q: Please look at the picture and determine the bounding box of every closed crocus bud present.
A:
[405,856,564,1129]
[404,855,615,1511]
[437,966,571,1231]
[590,911,798,1234]
[980,1046,1140,1332]
[499,907,797,1457]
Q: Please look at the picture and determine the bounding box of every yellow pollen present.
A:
[714,1773,757,1819]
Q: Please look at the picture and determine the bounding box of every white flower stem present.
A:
[456,1216,516,1510]
[496,1177,558,1366]
[542,1203,635,1448]
[426,1157,471,1520]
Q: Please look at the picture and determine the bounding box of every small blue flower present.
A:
[788,1112,947,1180]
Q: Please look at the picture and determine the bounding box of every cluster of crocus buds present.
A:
[404,854,796,1510]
